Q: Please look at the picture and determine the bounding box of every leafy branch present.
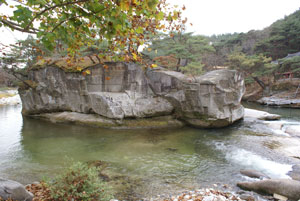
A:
[24,0,91,31]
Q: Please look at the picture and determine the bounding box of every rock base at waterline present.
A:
[33,112,184,129]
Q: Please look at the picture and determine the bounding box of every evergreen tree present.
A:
[226,52,275,89]
[144,32,214,72]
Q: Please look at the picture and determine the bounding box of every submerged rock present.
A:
[34,112,184,129]
[237,179,300,201]
[19,62,245,128]
[0,178,33,201]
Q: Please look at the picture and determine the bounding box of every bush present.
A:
[49,162,113,201]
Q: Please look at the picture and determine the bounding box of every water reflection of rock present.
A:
[143,129,168,144]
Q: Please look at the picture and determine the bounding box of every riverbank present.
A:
[243,79,300,108]
[25,181,248,201]
[0,88,21,106]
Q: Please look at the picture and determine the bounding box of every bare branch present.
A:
[3,67,33,89]
[0,19,38,34]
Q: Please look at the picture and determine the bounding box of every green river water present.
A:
[0,104,299,199]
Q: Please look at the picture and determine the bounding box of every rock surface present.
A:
[0,178,33,201]
[237,179,300,201]
[19,62,245,128]
[244,108,281,120]
[147,69,245,128]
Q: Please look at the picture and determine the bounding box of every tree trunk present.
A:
[176,58,181,72]
[252,76,266,89]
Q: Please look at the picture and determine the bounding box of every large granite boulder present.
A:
[19,62,245,128]
[147,69,245,127]
[0,178,33,201]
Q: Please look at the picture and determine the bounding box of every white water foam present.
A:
[270,128,290,136]
[226,148,292,179]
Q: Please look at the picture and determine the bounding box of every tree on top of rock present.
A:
[143,32,214,72]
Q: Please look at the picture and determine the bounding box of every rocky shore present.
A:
[2,179,249,201]
[243,79,300,108]
[237,108,300,200]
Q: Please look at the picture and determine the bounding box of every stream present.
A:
[0,103,299,199]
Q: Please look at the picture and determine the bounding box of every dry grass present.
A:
[32,55,102,72]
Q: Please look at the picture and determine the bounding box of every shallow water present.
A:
[0,104,299,198]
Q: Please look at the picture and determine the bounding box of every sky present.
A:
[172,0,300,35]
[0,0,300,46]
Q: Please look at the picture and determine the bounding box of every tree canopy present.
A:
[0,0,186,64]
[255,9,300,60]
[226,52,274,88]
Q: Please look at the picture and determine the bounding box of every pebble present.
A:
[120,188,245,201]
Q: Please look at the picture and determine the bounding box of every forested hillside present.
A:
[210,8,300,64]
